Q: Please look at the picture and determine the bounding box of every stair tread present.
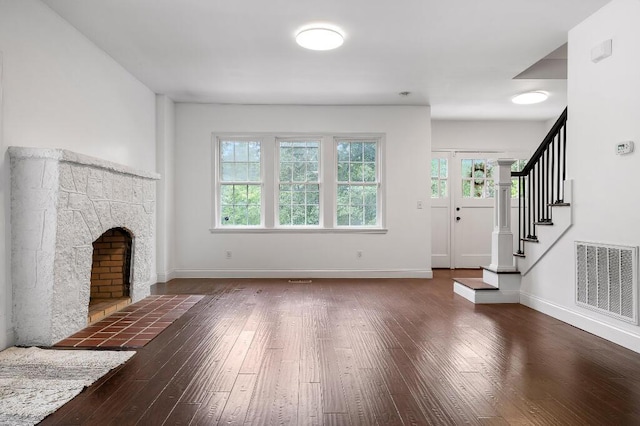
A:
[513,252,526,258]
[454,277,498,290]
[522,237,539,242]
[534,221,554,226]
[549,202,571,207]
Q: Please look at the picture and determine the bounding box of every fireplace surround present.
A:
[9,147,159,346]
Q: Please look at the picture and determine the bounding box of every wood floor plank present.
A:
[244,348,284,424]
[189,391,229,426]
[216,374,257,426]
[318,338,348,414]
[299,382,322,426]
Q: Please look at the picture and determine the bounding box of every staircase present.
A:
[453,108,570,303]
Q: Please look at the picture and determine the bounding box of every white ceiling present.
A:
[42,0,609,120]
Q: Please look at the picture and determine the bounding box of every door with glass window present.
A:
[431,151,528,269]
[452,153,497,268]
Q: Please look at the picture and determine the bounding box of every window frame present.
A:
[275,137,323,229]
[210,132,387,234]
[334,137,383,228]
[213,135,265,228]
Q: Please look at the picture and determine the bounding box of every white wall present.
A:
[520,0,640,353]
[431,120,549,153]
[156,95,176,282]
[174,104,431,278]
[0,0,156,349]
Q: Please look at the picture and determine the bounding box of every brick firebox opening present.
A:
[89,227,133,322]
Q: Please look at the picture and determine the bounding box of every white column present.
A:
[488,159,517,272]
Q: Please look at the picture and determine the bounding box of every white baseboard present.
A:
[521,292,640,354]
[172,268,433,279]
[156,270,176,283]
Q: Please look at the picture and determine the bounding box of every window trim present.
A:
[210,132,387,233]
[275,137,323,229]
[334,136,385,228]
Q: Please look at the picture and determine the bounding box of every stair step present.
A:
[453,278,498,290]
[550,202,571,207]
[513,252,526,258]
[534,221,554,226]
[522,237,539,243]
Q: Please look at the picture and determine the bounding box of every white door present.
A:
[452,153,496,268]
[431,151,529,269]
[430,152,451,268]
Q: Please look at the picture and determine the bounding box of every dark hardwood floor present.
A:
[41,270,640,425]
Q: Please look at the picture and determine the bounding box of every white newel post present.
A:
[489,159,517,272]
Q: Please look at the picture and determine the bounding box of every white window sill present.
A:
[209,227,388,234]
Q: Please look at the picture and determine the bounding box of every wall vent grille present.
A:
[575,241,638,324]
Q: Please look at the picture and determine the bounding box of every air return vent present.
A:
[575,241,638,324]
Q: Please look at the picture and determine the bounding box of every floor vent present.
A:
[575,241,638,324]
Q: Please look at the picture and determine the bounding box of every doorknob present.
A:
[456,216,461,221]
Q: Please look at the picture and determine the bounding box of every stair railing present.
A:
[512,107,568,256]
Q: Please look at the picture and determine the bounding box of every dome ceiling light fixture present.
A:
[295,24,345,51]
[511,91,549,105]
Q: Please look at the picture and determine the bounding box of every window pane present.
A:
[462,180,471,198]
[364,205,377,225]
[440,159,448,178]
[473,179,484,198]
[221,142,234,162]
[280,162,293,181]
[307,206,320,225]
[440,179,448,198]
[363,186,377,205]
[350,142,363,161]
[248,142,260,161]
[337,143,350,161]
[485,179,495,198]
[248,163,260,181]
[233,142,247,162]
[279,206,292,225]
[486,162,494,178]
[473,160,485,178]
[220,184,261,226]
[363,163,376,182]
[431,159,439,178]
[336,139,379,226]
[337,205,349,226]
[350,163,363,182]
[337,163,349,182]
[363,143,376,162]
[431,178,439,198]
[461,159,472,178]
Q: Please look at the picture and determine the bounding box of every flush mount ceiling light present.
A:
[512,91,549,105]
[296,25,344,51]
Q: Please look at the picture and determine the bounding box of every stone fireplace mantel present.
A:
[9,147,160,346]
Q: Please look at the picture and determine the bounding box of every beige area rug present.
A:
[0,346,135,426]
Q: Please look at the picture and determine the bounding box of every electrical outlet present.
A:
[417,200,424,209]
[356,250,363,258]
[225,250,232,259]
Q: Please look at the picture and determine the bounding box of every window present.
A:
[336,139,379,226]
[461,158,494,198]
[218,139,262,226]
[278,140,321,226]
[213,133,385,232]
[431,158,448,198]
[460,158,528,199]
[511,159,528,198]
